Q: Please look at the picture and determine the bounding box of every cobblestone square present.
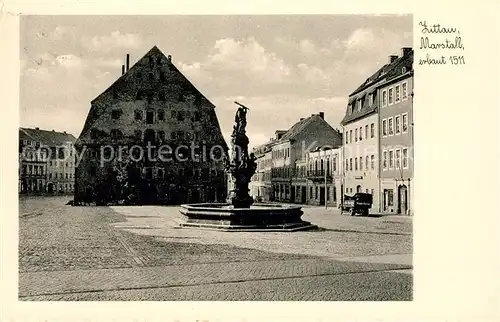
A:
[19,196,413,301]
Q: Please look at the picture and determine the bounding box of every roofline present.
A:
[376,71,413,89]
[340,109,378,126]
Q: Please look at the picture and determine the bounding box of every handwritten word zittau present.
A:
[420,37,464,50]
[419,21,458,34]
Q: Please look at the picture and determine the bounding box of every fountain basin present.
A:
[178,203,317,232]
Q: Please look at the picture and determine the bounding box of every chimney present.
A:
[167,55,172,62]
[126,54,130,71]
[319,112,324,119]
[389,55,398,63]
[401,47,412,56]
[121,65,125,75]
[300,118,305,121]
[63,131,67,134]
[35,127,39,130]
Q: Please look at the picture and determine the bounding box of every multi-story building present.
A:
[251,112,343,203]
[340,47,413,214]
[379,48,414,214]
[303,147,343,207]
[249,142,273,201]
[19,127,76,194]
[74,46,228,205]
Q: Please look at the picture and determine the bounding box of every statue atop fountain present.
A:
[224,101,257,208]
[178,101,316,232]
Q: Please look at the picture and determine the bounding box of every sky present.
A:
[20,15,412,148]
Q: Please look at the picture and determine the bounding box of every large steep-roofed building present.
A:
[74,46,228,205]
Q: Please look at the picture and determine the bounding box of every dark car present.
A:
[341,193,373,216]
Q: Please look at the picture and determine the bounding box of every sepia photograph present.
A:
[18,14,414,301]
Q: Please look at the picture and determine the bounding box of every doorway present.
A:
[398,184,408,214]
[320,187,325,205]
[356,185,362,193]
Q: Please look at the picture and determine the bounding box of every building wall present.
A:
[342,113,380,212]
[46,142,76,194]
[304,148,342,207]
[379,75,414,214]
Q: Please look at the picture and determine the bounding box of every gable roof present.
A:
[77,45,222,146]
[20,127,76,145]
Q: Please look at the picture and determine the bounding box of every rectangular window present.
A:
[388,117,394,135]
[315,186,318,199]
[382,90,387,107]
[349,158,353,171]
[371,155,375,170]
[355,158,358,171]
[402,82,408,99]
[345,160,348,172]
[355,128,358,142]
[111,109,121,119]
[359,127,362,140]
[403,148,409,169]
[358,100,362,111]
[383,151,388,170]
[389,150,394,169]
[369,93,373,106]
[365,156,369,171]
[388,189,394,206]
[345,133,348,144]
[395,85,401,102]
[371,123,375,138]
[402,113,409,133]
[359,157,363,170]
[395,115,401,134]
[388,87,394,105]
[365,125,368,139]
[349,130,353,143]
[396,148,402,170]
[382,119,387,136]
[146,111,154,124]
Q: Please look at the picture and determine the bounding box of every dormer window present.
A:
[357,99,362,111]
[402,67,407,73]
[369,93,374,106]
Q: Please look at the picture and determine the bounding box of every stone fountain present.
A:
[178,102,317,231]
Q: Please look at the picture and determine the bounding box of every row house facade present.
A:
[379,49,414,215]
[19,127,77,194]
[340,47,413,215]
[250,112,343,204]
[74,46,228,205]
[300,147,343,207]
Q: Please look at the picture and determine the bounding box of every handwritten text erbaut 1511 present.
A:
[418,21,466,66]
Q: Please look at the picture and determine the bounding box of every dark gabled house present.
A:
[74,46,228,205]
